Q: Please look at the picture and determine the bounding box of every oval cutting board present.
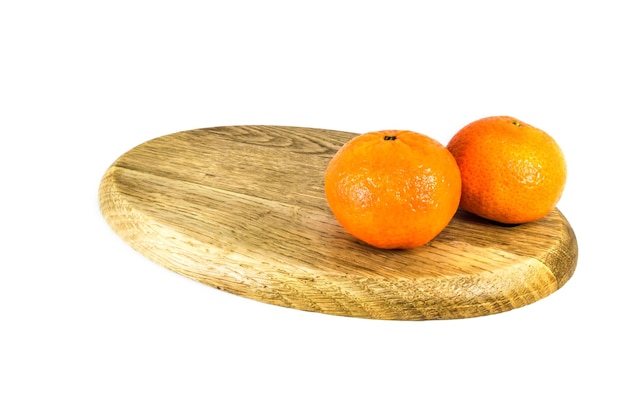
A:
[99,125,578,320]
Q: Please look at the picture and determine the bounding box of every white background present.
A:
[2,1,624,415]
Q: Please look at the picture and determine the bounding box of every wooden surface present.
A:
[99,125,578,320]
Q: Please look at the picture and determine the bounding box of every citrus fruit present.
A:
[446,116,567,224]
[324,130,462,249]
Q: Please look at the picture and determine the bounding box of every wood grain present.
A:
[98,125,578,320]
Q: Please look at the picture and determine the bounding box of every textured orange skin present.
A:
[447,116,567,224]
[324,130,462,249]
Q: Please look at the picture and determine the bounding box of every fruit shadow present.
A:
[452,209,522,228]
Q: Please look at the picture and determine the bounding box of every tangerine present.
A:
[324,130,461,249]
[446,116,567,224]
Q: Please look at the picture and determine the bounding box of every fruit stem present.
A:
[384,135,397,141]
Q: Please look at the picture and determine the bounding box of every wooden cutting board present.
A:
[99,125,578,320]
